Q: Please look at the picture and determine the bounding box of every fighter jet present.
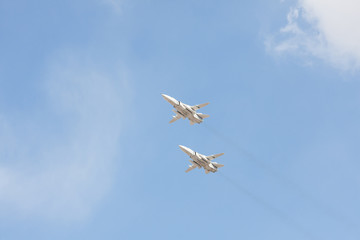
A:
[179,145,224,174]
[162,94,209,125]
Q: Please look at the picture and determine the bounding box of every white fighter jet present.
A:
[179,145,224,174]
[162,94,210,125]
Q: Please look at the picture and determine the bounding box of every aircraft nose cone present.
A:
[179,145,194,155]
[179,145,186,151]
[162,94,177,105]
[161,94,170,101]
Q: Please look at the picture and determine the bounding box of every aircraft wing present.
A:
[185,164,197,173]
[191,102,209,111]
[169,114,181,123]
[206,153,224,160]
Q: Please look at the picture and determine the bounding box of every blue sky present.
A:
[1,0,360,239]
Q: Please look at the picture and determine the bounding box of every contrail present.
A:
[204,124,360,237]
[217,172,317,240]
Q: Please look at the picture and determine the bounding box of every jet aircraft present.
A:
[162,94,209,125]
[179,145,224,174]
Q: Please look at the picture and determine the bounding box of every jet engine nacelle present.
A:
[172,109,185,119]
[189,160,200,168]
[193,114,201,121]
[209,163,216,170]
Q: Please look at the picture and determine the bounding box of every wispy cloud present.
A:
[101,0,123,13]
[0,53,129,221]
[266,0,360,71]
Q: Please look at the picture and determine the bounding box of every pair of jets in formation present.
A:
[162,94,224,174]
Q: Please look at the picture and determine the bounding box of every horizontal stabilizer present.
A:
[197,113,210,119]
[212,162,224,168]
[192,102,209,110]
[207,153,224,160]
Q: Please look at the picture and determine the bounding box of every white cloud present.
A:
[0,53,129,221]
[267,0,360,70]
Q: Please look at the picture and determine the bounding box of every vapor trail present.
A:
[217,172,317,240]
[204,124,359,237]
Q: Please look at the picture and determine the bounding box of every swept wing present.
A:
[169,114,181,123]
[206,153,224,160]
[191,102,209,111]
[185,164,197,173]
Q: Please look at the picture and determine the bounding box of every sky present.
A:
[0,0,360,239]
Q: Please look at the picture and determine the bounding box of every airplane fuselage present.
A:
[179,145,224,174]
[162,94,207,125]
[189,153,218,173]
[173,101,203,124]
